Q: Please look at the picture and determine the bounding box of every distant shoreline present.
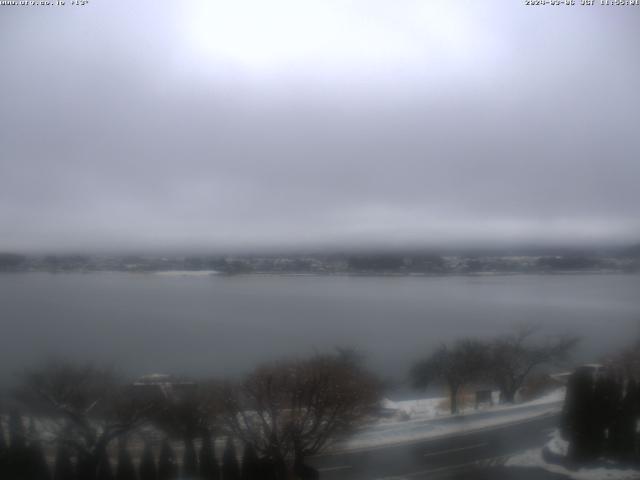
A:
[1,251,638,276]
[1,269,637,278]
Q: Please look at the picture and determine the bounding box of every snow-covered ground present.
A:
[330,389,565,452]
[506,429,640,480]
[380,390,501,420]
[381,389,564,422]
[153,270,219,276]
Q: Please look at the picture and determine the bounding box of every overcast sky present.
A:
[1,0,639,252]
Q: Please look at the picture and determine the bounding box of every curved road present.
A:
[309,412,561,479]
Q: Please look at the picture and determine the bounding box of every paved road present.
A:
[308,412,562,480]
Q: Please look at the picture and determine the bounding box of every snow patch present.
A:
[380,388,565,424]
[333,403,562,452]
[546,429,569,457]
[154,270,219,276]
[381,397,443,420]
[506,429,640,480]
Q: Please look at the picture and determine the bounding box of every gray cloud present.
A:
[1,0,639,252]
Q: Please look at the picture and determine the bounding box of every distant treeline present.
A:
[1,246,640,274]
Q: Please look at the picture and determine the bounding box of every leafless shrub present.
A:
[488,324,579,403]
[19,360,156,476]
[220,350,381,470]
[411,339,488,414]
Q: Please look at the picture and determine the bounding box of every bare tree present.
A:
[146,378,223,478]
[20,361,155,479]
[411,339,488,414]
[609,325,640,379]
[149,379,223,438]
[488,324,579,403]
[221,350,381,476]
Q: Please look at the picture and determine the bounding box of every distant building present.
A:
[130,373,197,402]
[550,364,603,385]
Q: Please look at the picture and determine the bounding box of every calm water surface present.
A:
[1,272,638,386]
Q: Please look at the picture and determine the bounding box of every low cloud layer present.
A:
[1,1,639,252]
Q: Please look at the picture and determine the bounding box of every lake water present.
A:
[1,272,638,387]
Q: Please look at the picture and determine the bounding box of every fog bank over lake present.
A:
[1,272,638,387]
